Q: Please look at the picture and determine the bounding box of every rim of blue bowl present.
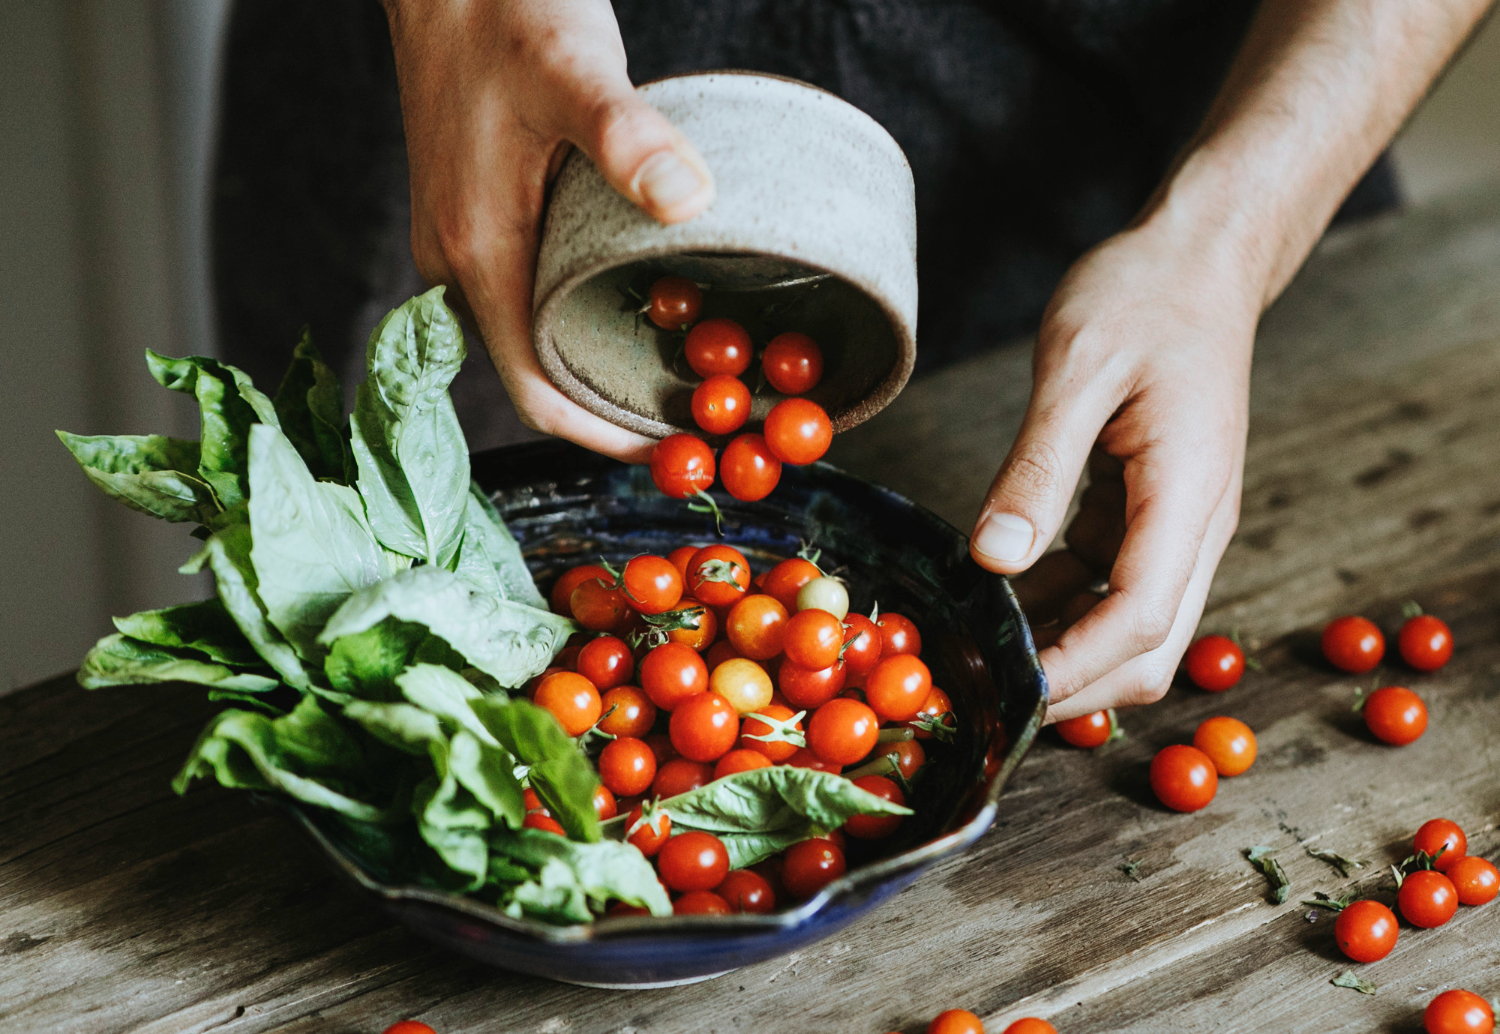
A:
[279,441,1048,943]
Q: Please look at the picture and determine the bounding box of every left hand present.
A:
[969,215,1258,723]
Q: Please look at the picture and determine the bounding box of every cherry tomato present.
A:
[783,608,845,670]
[786,746,841,774]
[1002,1021,1058,1034]
[807,698,880,766]
[864,654,933,723]
[1192,716,1257,776]
[708,657,774,714]
[739,704,806,763]
[716,868,776,913]
[871,738,926,780]
[1400,613,1454,671]
[1334,899,1399,962]
[761,557,822,613]
[571,578,631,632]
[1322,615,1385,673]
[1414,818,1467,872]
[683,317,752,376]
[593,783,618,820]
[797,576,849,619]
[713,748,773,780]
[691,375,751,436]
[626,803,670,857]
[1056,709,1114,749]
[533,672,603,736]
[622,555,684,615]
[651,758,712,798]
[782,837,846,899]
[577,635,632,690]
[1399,869,1458,928]
[524,665,566,700]
[1364,686,1427,745]
[383,1022,439,1034]
[720,433,782,501]
[640,642,710,711]
[727,594,789,660]
[657,831,730,892]
[646,275,701,330]
[673,890,732,915]
[705,639,741,671]
[555,640,586,670]
[778,660,849,710]
[687,544,751,608]
[523,811,566,836]
[606,902,652,918]
[844,775,905,839]
[1425,989,1495,1034]
[598,736,658,797]
[660,600,716,652]
[877,612,922,656]
[761,331,824,394]
[840,613,883,676]
[644,732,677,764]
[927,1010,985,1034]
[764,398,832,466]
[649,434,715,498]
[1448,856,1499,905]
[551,564,607,614]
[1149,744,1218,812]
[669,692,740,762]
[667,545,700,583]
[1184,633,1245,691]
[910,687,955,740]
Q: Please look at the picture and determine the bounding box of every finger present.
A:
[1065,478,1127,570]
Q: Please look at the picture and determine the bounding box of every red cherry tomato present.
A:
[877,612,922,656]
[840,613,883,676]
[1364,686,1427,745]
[870,738,926,780]
[782,837,846,899]
[1448,856,1499,905]
[778,660,847,709]
[533,672,603,736]
[783,608,845,670]
[844,775,905,839]
[1424,989,1495,1034]
[1399,869,1458,928]
[646,275,701,330]
[716,868,776,913]
[1322,615,1385,673]
[598,736,658,797]
[1002,1021,1058,1034]
[1056,709,1115,749]
[570,578,631,632]
[669,692,740,762]
[705,639,741,672]
[762,332,824,395]
[864,654,933,723]
[597,686,656,738]
[683,317,752,377]
[657,831,730,892]
[738,704,805,763]
[1334,899,1399,962]
[592,784,618,820]
[761,557,822,613]
[577,635,633,690]
[551,564,607,614]
[713,747,773,780]
[1149,745,1218,812]
[910,687,954,740]
[1400,613,1454,671]
[673,890,732,915]
[383,1022,439,1034]
[720,433,783,501]
[667,545,700,582]
[640,642,710,711]
[764,398,832,466]
[663,599,717,652]
[727,594,789,660]
[1183,634,1245,691]
[622,555,684,615]
[523,811,566,835]
[649,434,715,498]
[687,544,752,608]
[1193,716,1257,776]
[1413,818,1467,872]
[625,803,671,856]
[691,374,752,436]
[927,1009,985,1034]
[806,698,880,766]
[785,746,841,774]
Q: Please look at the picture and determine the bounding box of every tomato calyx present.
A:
[575,705,620,752]
[1245,846,1291,903]
[1228,629,1264,671]
[741,709,809,749]
[626,797,669,839]
[1393,845,1450,886]
[1301,888,1357,913]
[1350,683,1374,713]
[909,711,958,743]
[1400,599,1424,620]
[629,605,709,650]
[1305,846,1368,878]
[1330,970,1377,995]
[695,558,744,587]
[846,751,917,797]
[686,489,724,534]
[795,540,824,570]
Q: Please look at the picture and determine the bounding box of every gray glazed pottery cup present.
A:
[533,71,918,440]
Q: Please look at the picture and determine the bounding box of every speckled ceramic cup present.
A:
[533,72,918,440]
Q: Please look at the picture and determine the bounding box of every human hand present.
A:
[383,0,715,460]
[969,217,1257,723]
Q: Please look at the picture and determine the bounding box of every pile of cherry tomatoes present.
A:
[530,541,954,916]
[642,275,835,505]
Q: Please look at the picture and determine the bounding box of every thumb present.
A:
[970,396,1106,575]
[560,76,715,224]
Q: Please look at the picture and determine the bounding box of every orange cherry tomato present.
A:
[782,608,845,670]
[739,703,806,763]
[927,1009,985,1034]
[864,654,933,723]
[640,642,710,711]
[727,594,789,660]
[550,564,607,614]
[687,544,752,608]
[806,698,879,766]
[709,656,774,714]
[1448,856,1499,905]
[668,691,740,762]
[713,747,773,780]
[764,398,832,465]
[622,554,684,615]
[1192,716,1257,776]
[533,671,603,736]
[761,557,822,613]
[1424,989,1494,1034]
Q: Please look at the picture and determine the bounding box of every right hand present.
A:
[383,0,715,460]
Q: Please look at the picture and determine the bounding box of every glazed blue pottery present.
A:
[283,439,1047,988]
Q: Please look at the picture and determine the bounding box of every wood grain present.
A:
[5,186,1500,1034]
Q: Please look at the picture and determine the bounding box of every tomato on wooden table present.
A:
[720,433,782,501]
[684,317,752,376]
[1149,744,1218,812]
[1425,990,1495,1034]
[1400,613,1454,671]
[926,1009,985,1034]
[1414,818,1467,871]
[657,831,730,892]
[1193,716,1257,776]
[1363,686,1428,745]
[691,374,752,435]
[1448,856,1499,905]
[782,837,846,899]
[649,433,715,498]
[762,331,824,394]
[1322,615,1385,672]
[646,275,701,330]
[1399,869,1458,928]
[621,554,684,615]
[640,641,710,711]
[716,868,776,913]
[383,1022,439,1034]
[1055,709,1115,748]
[1003,1021,1059,1034]
[533,672,602,736]
[598,736,657,797]
[844,775,905,839]
[1183,633,1245,691]
[1334,899,1399,962]
[727,594,789,660]
[763,398,832,465]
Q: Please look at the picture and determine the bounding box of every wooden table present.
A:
[7,183,1500,1034]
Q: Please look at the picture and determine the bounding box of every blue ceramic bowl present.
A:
[283,439,1047,988]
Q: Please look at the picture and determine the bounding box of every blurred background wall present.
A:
[2,3,1498,691]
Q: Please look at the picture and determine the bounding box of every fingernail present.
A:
[972,512,1035,564]
[635,151,705,209]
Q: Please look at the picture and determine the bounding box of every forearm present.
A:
[1142,0,1494,306]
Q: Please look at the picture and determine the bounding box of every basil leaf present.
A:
[324,618,428,700]
[342,700,445,755]
[56,431,217,523]
[349,287,469,566]
[445,728,526,831]
[490,829,671,920]
[112,599,260,667]
[456,484,547,608]
[272,329,352,483]
[318,565,575,689]
[200,525,311,690]
[247,424,389,659]
[396,664,492,744]
[472,696,600,843]
[78,633,279,693]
